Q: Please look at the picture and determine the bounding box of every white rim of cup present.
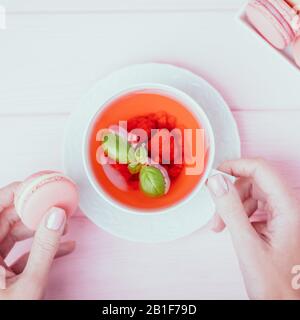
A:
[82,83,216,216]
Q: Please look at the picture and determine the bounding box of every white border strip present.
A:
[2,0,244,13]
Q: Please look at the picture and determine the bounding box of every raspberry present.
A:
[127,115,156,140]
[168,164,183,179]
[167,114,177,130]
[155,111,168,129]
[111,112,184,189]
[111,163,131,180]
[149,127,184,165]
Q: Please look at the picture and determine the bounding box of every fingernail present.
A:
[207,174,229,197]
[46,207,66,231]
[0,266,6,289]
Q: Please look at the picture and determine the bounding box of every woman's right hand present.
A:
[207,158,300,300]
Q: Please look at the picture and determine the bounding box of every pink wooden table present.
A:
[0,0,300,299]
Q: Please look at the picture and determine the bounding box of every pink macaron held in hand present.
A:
[286,0,300,11]
[246,0,300,67]
[14,171,79,230]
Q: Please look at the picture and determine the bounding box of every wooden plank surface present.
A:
[2,1,245,12]
[8,216,247,300]
[0,13,300,115]
[46,217,246,300]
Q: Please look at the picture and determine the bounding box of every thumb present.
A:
[0,265,6,290]
[22,207,66,292]
[206,174,258,247]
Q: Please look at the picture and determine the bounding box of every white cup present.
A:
[83,83,233,215]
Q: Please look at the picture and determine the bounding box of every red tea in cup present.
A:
[88,90,208,211]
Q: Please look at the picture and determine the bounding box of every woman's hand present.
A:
[0,182,75,300]
[207,158,300,300]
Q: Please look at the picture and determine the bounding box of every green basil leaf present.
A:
[128,146,136,163]
[102,133,130,163]
[134,144,148,164]
[139,166,166,197]
[128,162,142,174]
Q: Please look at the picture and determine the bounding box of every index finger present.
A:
[0,182,20,211]
[219,158,298,215]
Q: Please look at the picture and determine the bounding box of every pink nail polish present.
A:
[46,207,66,231]
[207,174,229,197]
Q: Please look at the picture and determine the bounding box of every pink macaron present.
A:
[246,0,300,49]
[14,171,79,230]
[286,0,300,11]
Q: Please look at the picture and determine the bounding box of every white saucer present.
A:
[64,63,241,243]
